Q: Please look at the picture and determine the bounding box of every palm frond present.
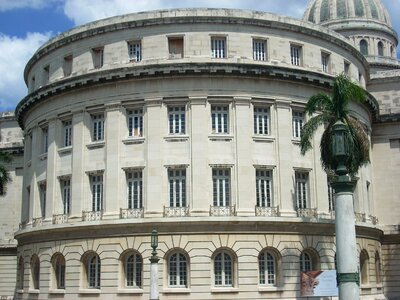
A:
[300,114,331,155]
[305,93,333,116]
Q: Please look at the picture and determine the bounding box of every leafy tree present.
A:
[0,151,12,195]
[300,74,369,175]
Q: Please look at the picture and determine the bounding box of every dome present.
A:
[303,0,392,27]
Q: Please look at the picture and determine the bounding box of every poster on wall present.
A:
[300,270,338,297]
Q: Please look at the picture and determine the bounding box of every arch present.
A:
[81,251,101,289]
[359,249,369,285]
[374,251,382,284]
[166,249,189,287]
[17,256,24,290]
[212,248,237,287]
[300,248,320,272]
[360,39,369,55]
[120,250,143,288]
[30,254,40,290]
[377,41,384,56]
[51,253,66,289]
[258,247,282,286]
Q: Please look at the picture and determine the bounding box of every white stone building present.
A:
[7,0,400,299]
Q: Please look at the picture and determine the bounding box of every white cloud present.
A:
[0,0,60,11]
[0,32,52,111]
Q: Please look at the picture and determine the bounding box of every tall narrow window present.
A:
[168,252,188,287]
[254,107,269,135]
[168,37,184,59]
[31,255,40,290]
[61,179,71,215]
[39,183,46,218]
[292,111,304,138]
[128,109,143,137]
[321,52,330,73]
[91,175,103,212]
[128,41,141,62]
[344,61,350,75]
[168,106,185,134]
[360,39,368,55]
[214,251,233,286]
[290,44,302,66]
[259,251,276,285]
[63,120,72,147]
[360,250,369,285]
[375,252,382,284]
[63,55,73,76]
[300,251,312,272]
[213,169,230,206]
[253,39,267,61]
[87,254,101,288]
[42,127,48,154]
[91,114,104,142]
[30,76,35,92]
[211,105,229,134]
[211,37,226,58]
[92,47,104,69]
[18,257,24,290]
[256,170,272,207]
[52,254,66,289]
[377,41,384,56]
[43,65,50,85]
[296,172,308,209]
[127,171,142,209]
[169,169,186,207]
[125,253,142,288]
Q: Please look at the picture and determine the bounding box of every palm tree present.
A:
[0,151,12,195]
[300,74,369,175]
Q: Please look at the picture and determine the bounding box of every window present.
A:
[127,109,143,137]
[321,52,330,73]
[42,127,48,154]
[30,76,35,92]
[375,251,382,284]
[61,178,71,215]
[290,44,302,66]
[124,252,142,288]
[254,107,269,135]
[92,47,104,69]
[127,171,142,209]
[18,257,24,290]
[377,41,384,56]
[344,61,350,75]
[360,250,369,285]
[91,114,105,142]
[300,251,312,272]
[168,252,188,287]
[31,255,40,290]
[27,132,32,161]
[169,169,186,207]
[211,37,226,58]
[39,183,46,218]
[52,254,66,289]
[214,251,233,286]
[211,105,229,134]
[85,253,101,289]
[91,175,103,212]
[168,106,185,134]
[259,250,277,285]
[168,37,184,59]
[43,65,50,85]
[391,45,395,58]
[253,39,267,61]
[63,120,72,147]
[360,39,368,55]
[213,169,230,206]
[63,55,73,76]
[256,169,272,207]
[128,41,141,62]
[295,172,308,209]
[292,111,304,138]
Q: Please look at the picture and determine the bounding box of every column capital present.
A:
[337,272,360,286]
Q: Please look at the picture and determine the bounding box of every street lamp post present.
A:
[149,229,159,300]
[331,121,360,300]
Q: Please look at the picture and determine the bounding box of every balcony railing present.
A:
[354,212,366,223]
[255,206,280,217]
[32,217,44,227]
[120,208,144,219]
[210,205,236,216]
[82,210,103,221]
[163,206,190,217]
[297,208,318,218]
[52,213,69,224]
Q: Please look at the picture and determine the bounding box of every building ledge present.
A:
[117,288,143,294]
[162,288,191,294]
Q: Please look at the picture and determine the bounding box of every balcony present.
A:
[210,205,236,216]
[297,208,318,218]
[82,210,103,221]
[255,206,280,217]
[354,212,366,223]
[32,217,44,227]
[163,206,190,217]
[52,213,68,224]
[120,208,144,219]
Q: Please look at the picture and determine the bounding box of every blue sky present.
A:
[0,0,399,112]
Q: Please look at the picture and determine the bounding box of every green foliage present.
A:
[0,151,12,195]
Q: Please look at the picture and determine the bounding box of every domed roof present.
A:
[303,0,392,27]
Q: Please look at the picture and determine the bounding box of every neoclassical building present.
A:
[10,0,400,299]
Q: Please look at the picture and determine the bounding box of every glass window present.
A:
[377,41,384,56]
[360,250,369,285]
[43,65,50,85]
[344,61,350,75]
[91,175,103,212]
[296,172,308,209]
[31,255,40,290]
[290,45,302,66]
[214,251,233,286]
[169,169,186,207]
[321,52,330,73]
[91,114,105,142]
[39,183,46,218]
[18,257,24,290]
[256,170,272,207]
[42,127,48,154]
[300,251,312,272]
[127,171,142,209]
[125,253,142,288]
[168,252,187,287]
[128,41,141,62]
[168,37,184,59]
[87,254,101,288]
[128,109,143,137]
[211,105,229,134]
[292,111,304,138]
[52,254,66,289]
[63,55,73,76]
[213,169,230,206]
[61,179,71,215]
[92,47,104,69]
[360,40,368,55]
[63,120,72,147]
[211,37,226,58]
[253,39,267,61]
[375,252,382,284]
[254,107,269,135]
[169,106,185,134]
[259,251,276,285]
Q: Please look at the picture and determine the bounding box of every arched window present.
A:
[259,249,279,286]
[83,252,101,289]
[214,250,233,287]
[300,249,320,272]
[168,252,188,287]
[375,251,382,284]
[30,255,40,290]
[378,41,384,56]
[360,39,369,55]
[360,250,369,285]
[124,252,142,288]
[52,253,66,289]
[18,257,24,290]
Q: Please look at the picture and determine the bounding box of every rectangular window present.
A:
[63,120,72,147]
[43,65,50,85]
[39,183,46,218]
[91,175,103,212]
[27,132,32,161]
[344,61,350,75]
[63,55,73,76]
[253,39,267,61]
[292,111,304,139]
[254,107,269,135]
[127,109,143,137]
[290,44,302,66]
[211,37,226,59]
[295,172,308,209]
[127,171,142,209]
[42,127,48,154]
[61,179,71,215]
[213,169,230,206]
[256,170,272,207]
[30,76,35,92]
[91,114,105,142]
[168,106,185,134]
[211,105,229,134]
[92,47,104,69]
[128,41,141,62]
[321,52,330,73]
[169,169,186,207]
[168,37,184,59]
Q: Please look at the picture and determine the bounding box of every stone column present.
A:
[149,259,159,300]
[45,118,57,219]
